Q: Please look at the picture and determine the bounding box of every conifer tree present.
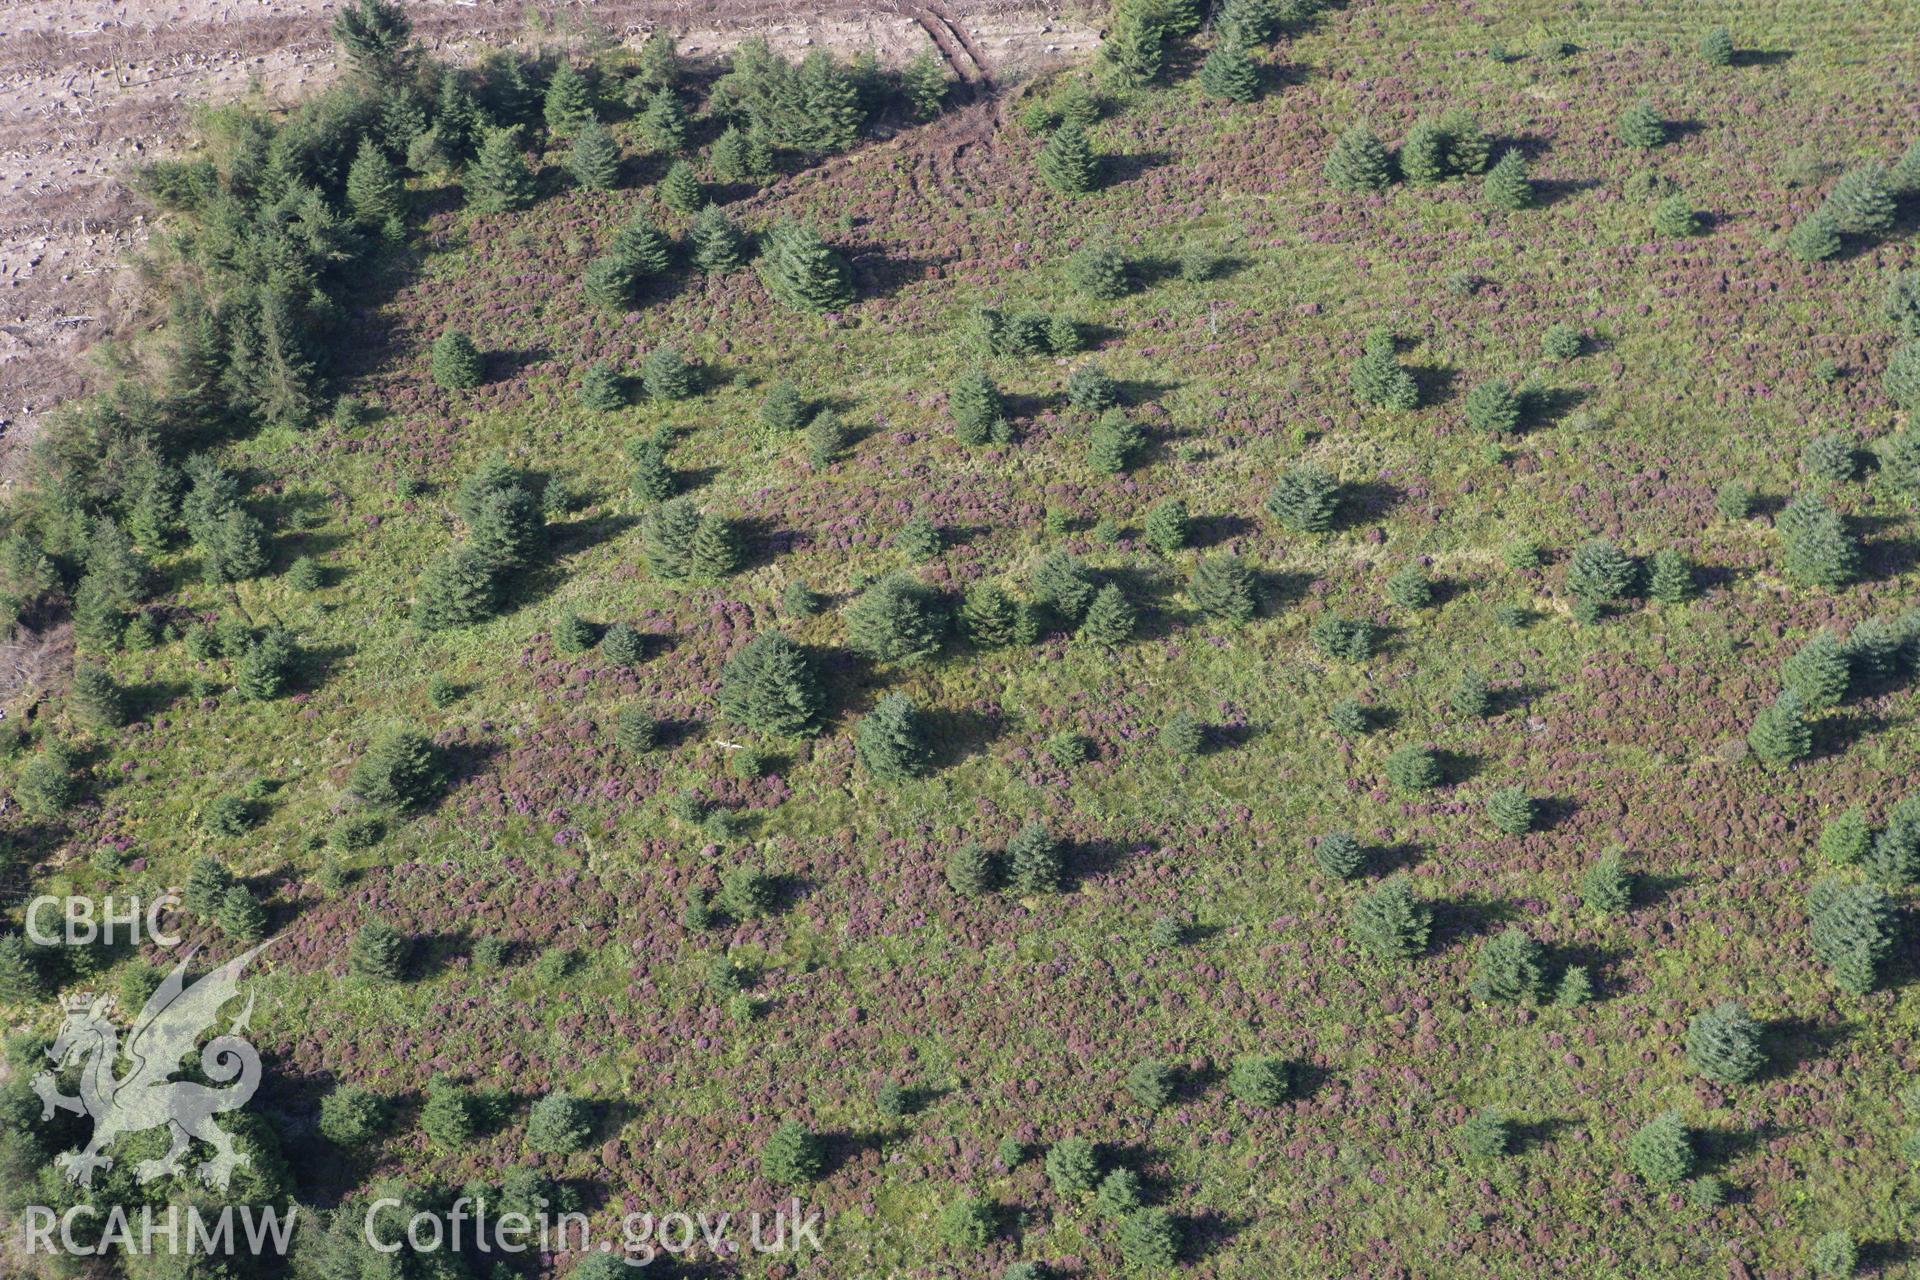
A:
[689,515,744,580]
[855,691,933,780]
[1819,808,1873,866]
[466,127,536,213]
[204,508,268,584]
[1349,330,1419,409]
[568,121,621,190]
[1821,163,1895,235]
[760,1121,825,1185]
[946,841,997,896]
[350,919,410,981]
[1482,149,1534,209]
[577,362,626,411]
[1779,495,1860,588]
[217,885,268,940]
[345,138,405,227]
[960,581,1020,648]
[1885,341,1920,412]
[413,549,498,630]
[1651,194,1700,238]
[1685,1001,1764,1083]
[690,206,746,273]
[1581,850,1634,913]
[1067,363,1119,415]
[611,213,674,274]
[1812,1231,1858,1279]
[1386,563,1433,609]
[845,573,945,663]
[1486,786,1536,835]
[1065,234,1131,299]
[1313,831,1365,879]
[1227,1055,1292,1106]
[1440,109,1492,174]
[14,741,79,817]
[1142,497,1189,553]
[796,50,865,153]
[641,86,689,153]
[758,221,854,313]
[619,34,675,98]
[1037,121,1100,194]
[343,733,440,818]
[708,126,756,182]
[1469,926,1546,1003]
[1868,800,1920,885]
[331,0,412,79]
[894,515,942,562]
[602,623,644,666]
[1885,269,1920,339]
[641,345,695,400]
[1400,120,1448,185]
[1189,553,1255,623]
[1088,410,1146,474]
[1783,631,1851,710]
[755,382,807,435]
[1324,124,1392,192]
[1787,212,1842,262]
[1077,583,1137,646]
[1646,548,1694,603]
[612,704,656,754]
[1031,551,1097,622]
[1542,322,1583,359]
[1199,38,1260,103]
[183,856,236,918]
[1883,427,1920,503]
[1627,1112,1693,1184]
[1566,539,1636,606]
[543,63,597,136]
[642,498,702,579]
[718,631,824,736]
[467,484,544,570]
[1700,25,1734,66]
[1455,1108,1510,1160]
[1892,136,1920,193]
[658,160,704,214]
[1384,743,1440,790]
[1007,822,1063,894]
[70,663,128,728]
[1351,873,1431,961]
[583,254,639,312]
[1102,2,1166,84]
[903,52,949,120]
[1266,462,1340,533]
[1617,100,1666,148]
[1747,691,1813,767]
[235,627,297,701]
[0,935,44,1001]
[430,328,483,389]
[950,370,1006,445]
[806,409,848,465]
[1807,876,1896,993]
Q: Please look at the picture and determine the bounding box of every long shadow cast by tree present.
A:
[1761,1015,1853,1080]
[921,704,1006,771]
[1428,892,1517,953]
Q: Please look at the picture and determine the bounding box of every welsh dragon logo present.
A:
[31,943,271,1191]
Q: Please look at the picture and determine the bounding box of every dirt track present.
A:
[0,0,1098,481]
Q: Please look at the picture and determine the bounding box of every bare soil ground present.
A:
[0,0,1098,485]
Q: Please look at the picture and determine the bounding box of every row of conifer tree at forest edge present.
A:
[2,0,1920,1276]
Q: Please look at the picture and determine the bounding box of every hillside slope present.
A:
[5,1,1920,1278]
